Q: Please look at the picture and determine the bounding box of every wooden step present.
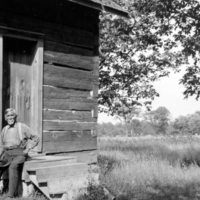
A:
[26,155,77,163]
[27,163,88,183]
[25,156,77,168]
[48,175,88,195]
[23,156,77,182]
[29,174,51,199]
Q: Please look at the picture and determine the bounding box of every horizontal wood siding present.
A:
[42,15,98,153]
[43,121,97,131]
[43,62,98,82]
[0,12,94,48]
[57,150,97,164]
[43,38,98,154]
[43,131,97,152]
[44,52,99,71]
[43,64,98,90]
[43,110,95,122]
[0,3,99,155]
[0,0,99,33]
[44,86,91,99]
[44,75,94,91]
[44,40,93,56]
[43,98,97,111]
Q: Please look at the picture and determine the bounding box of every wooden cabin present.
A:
[0,0,128,199]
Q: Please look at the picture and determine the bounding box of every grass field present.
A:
[2,136,200,200]
[0,194,46,200]
[98,136,200,200]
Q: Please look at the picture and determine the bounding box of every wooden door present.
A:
[3,38,35,127]
[0,32,43,152]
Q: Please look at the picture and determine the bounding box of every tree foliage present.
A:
[99,0,200,114]
[173,111,200,135]
[115,105,141,123]
[98,109,200,136]
[145,107,171,134]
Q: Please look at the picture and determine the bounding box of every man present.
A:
[0,108,40,199]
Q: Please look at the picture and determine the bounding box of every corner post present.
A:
[0,35,3,131]
[31,40,43,152]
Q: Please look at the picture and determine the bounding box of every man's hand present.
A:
[23,148,30,156]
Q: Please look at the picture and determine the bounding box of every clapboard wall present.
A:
[0,0,99,159]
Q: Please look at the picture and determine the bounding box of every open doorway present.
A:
[0,33,43,152]
[2,37,37,127]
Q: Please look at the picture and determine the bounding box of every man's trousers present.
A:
[0,148,26,197]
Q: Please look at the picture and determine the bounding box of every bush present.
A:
[78,184,109,200]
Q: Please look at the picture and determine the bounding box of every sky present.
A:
[98,69,200,123]
[151,70,199,119]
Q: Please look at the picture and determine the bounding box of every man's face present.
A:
[6,113,16,126]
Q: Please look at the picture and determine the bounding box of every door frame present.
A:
[0,27,44,152]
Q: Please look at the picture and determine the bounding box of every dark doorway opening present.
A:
[2,37,37,127]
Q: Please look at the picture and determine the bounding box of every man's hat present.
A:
[0,153,12,167]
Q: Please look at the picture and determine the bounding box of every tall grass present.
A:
[98,136,200,200]
[0,190,46,200]
[2,136,200,200]
[0,194,46,200]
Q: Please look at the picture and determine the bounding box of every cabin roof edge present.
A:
[67,0,129,18]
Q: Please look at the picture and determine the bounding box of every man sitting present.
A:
[0,108,40,199]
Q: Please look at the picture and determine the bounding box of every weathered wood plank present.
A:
[43,109,95,122]
[92,106,98,119]
[44,76,93,91]
[44,40,93,56]
[0,35,3,131]
[0,12,94,48]
[44,64,98,90]
[93,56,99,76]
[25,159,77,172]
[48,174,88,195]
[31,41,43,152]
[26,155,76,162]
[44,53,99,71]
[31,163,88,183]
[0,0,98,32]
[43,140,97,153]
[43,130,95,142]
[56,150,97,164]
[43,86,91,99]
[28,174,50,198]
[43,121,97,131]
[43,98,97,111]
[23,157,77,182]
[44,64,98,82]
[90,83,98,98]
[43,131,97,153]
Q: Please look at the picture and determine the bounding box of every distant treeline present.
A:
[98,107,200,136]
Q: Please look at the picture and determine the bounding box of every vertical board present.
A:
[7,39,32,126]
[92,56,99,119]
[31,41,43,152]
[0,35,2,131]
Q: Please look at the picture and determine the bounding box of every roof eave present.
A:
[67,0,129,18]
[104,6,129,18]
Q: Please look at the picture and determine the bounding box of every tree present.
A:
[131,119,142,135]
[114,105,141,135]
[173,113,200,135]
[173,115,190,134]
[99,0,200,114]
[187,113,200,135]
[145,106,171,134]
[140,120,155,135]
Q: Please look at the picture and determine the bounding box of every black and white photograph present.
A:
[0,0,199,200]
